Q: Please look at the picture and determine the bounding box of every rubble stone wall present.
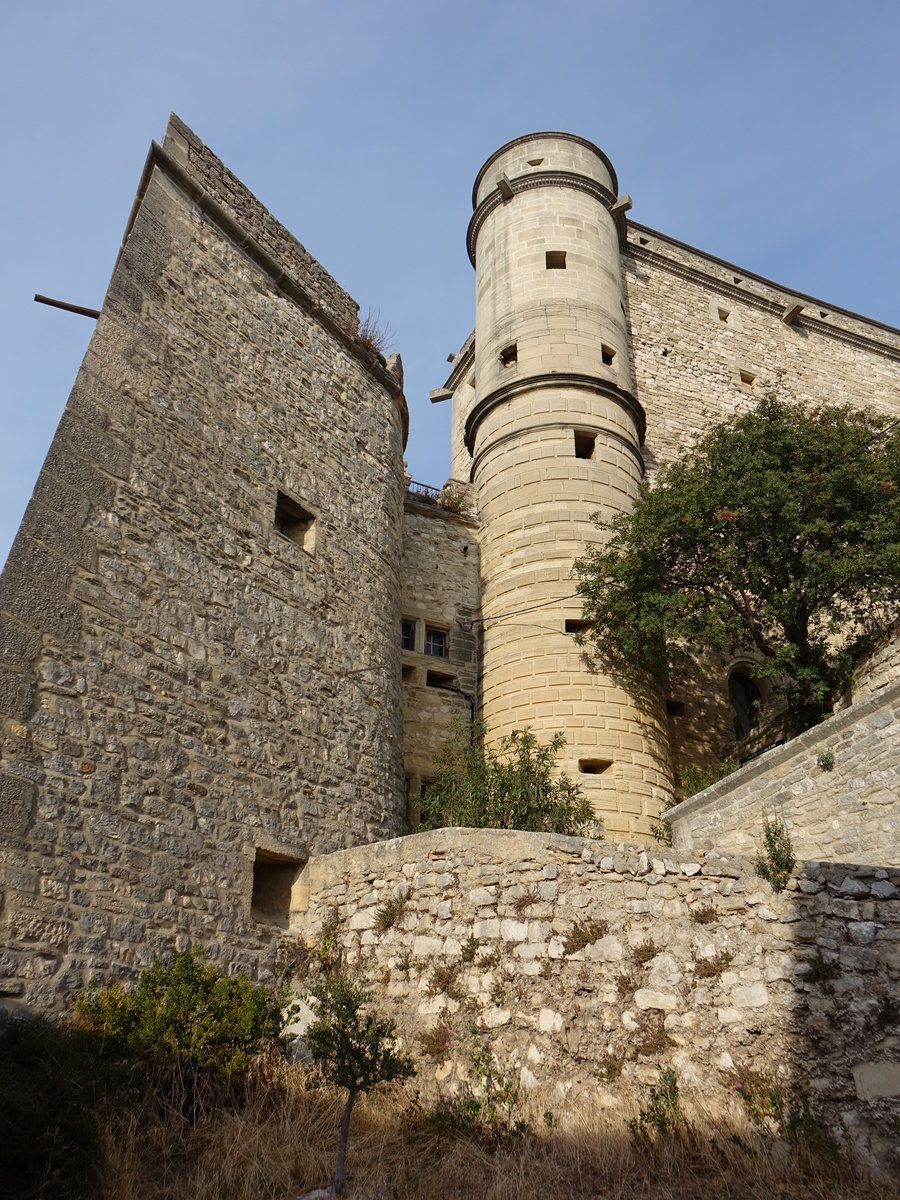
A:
[292,827,899,1171]
[0,117,407,1010]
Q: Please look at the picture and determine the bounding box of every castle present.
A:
[1,116,898,1009]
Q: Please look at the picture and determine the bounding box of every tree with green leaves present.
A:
[304,970,414,1195]
[418,719,596,836]
[574,395,900,733]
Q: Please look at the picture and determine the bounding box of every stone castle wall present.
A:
[666,679,900,867]
[400,496,481,813]
[621,222,900,772]
[291,827,900,1171]
[0,117,408,1009]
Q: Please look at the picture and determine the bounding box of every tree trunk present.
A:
[333,1086,357,1195]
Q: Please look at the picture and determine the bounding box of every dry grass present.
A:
[87,1065,895,1200]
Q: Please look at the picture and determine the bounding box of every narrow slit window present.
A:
[527,157,544,166]
[574,431,596,460]
[740,371,755,392]
[578,758,613,775]
[401,618,416,651]
[601,344,615,366]
[545,250,567,270]
[274,491,316,553]
[424,627,448,657]
[251,850,303,928]
[499,343,518,368]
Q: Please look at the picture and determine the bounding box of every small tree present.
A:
[574,395,900,732]
[418,719,596,836]
[304,970,414,1195]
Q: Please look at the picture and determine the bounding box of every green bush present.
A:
[75,947,285,1082]
[418,719,596,837]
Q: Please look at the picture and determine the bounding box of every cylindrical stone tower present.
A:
[465,133,671,837]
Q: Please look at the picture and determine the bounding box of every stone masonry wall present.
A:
[400,498,480,815]
[291,827,900,1172]
[622,221,900,772]
[665,680,900,867]
[0,117,408,1010]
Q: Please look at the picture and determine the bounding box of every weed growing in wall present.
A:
[632,939,659,965]
[563,917,609,955]
[755,809,795,892]
[816,747,836,771]
[693,950,733,979]
[374,894,406,933]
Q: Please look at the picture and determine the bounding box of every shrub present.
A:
[755,809,795,892]
[74,947,284,1083]
[629,1067,682,1145]
[418,719,596,837]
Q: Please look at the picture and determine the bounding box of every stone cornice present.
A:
[627,225,900,362]
[472,132,618,208]
[464,372,646,455]
[118,140,410,444]
[467,172,618,267]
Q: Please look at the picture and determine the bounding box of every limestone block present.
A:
[853,1062,900,1100]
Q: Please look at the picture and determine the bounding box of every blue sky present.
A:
[1,0,898,567]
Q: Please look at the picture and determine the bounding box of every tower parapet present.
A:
[465,133,671,836]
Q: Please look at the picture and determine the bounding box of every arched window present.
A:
[728,670,761,741]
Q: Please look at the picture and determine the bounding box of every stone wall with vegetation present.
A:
[0,116,408,1010]
[665,679,900,867]
[290,827,900,1170]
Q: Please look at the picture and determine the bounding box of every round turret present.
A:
[467,133,671,837]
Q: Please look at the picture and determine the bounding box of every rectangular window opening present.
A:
[402,665,415,683]
[601,344,615,366]
[424,627,448,657]
[718,307,730,324]
[401,618,416,651]
[574,431,596,460]
[565,618,593,635]
[545,250,567,270]
[426,670,456,689]
[740,371,755,392]
[578,758,613,775]
[274,491,316,553]
[251,850,303,928]
[665,699,685,718]
[499,343,518,368]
